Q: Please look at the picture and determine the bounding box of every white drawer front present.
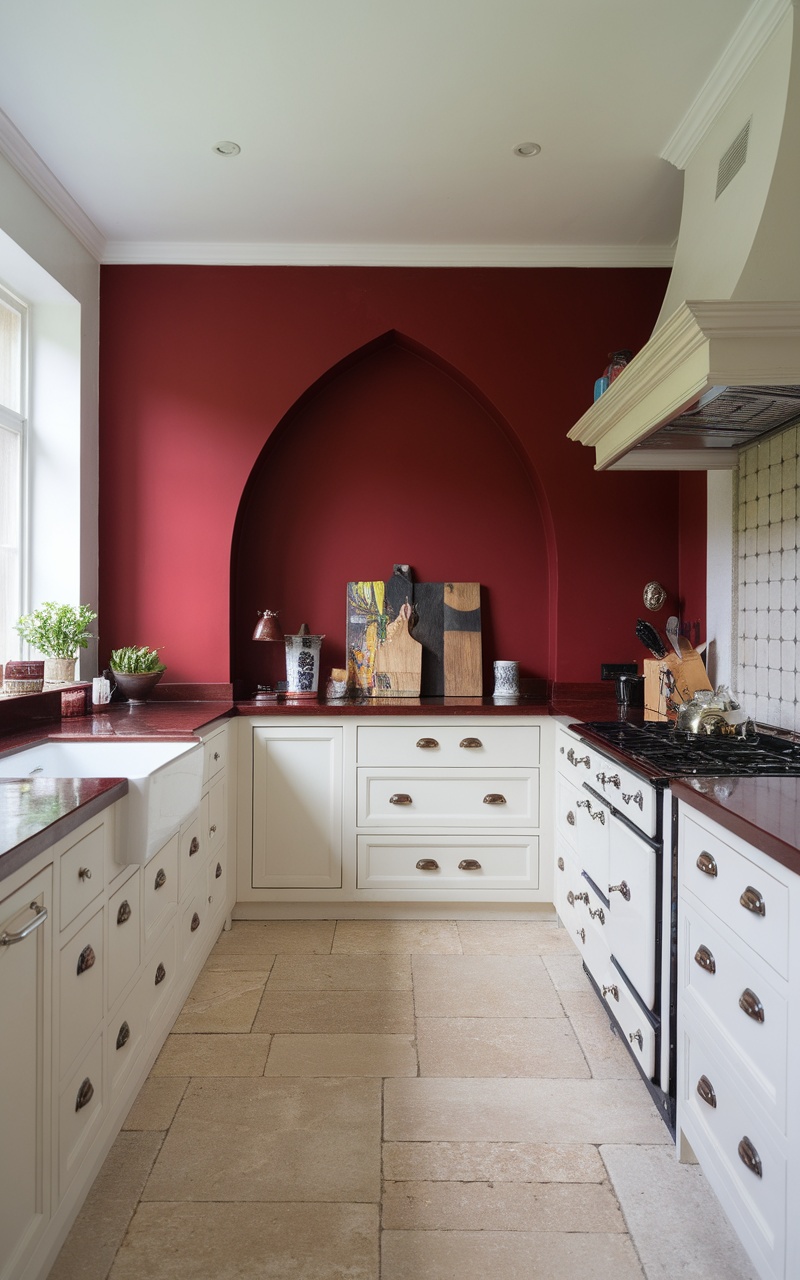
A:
[606,816,656,1009]
[144,832,179,942]
[357,768,538,827]
[177,811,204,901]
[59,1035,104,1197]
[107,977,146,1099]
[205,774,227,852]
[60,821,105,930]
[573,791,610,891]
[207,847,227,919]
[357,723,540,768]
[571,909,612,992]
[681,905,787,1128]
[204,727,228,783]
[144,919,178,1036]
[554,838,578,926]
[59,908,104,1079]
[680,810,789,979]
[680,1022,786,1278]
[357,836,538,890]
[181,890,207,962]
[602,970,656,1079]
[556,729,656,836]
[107,872,141,1011]
[555,774,581,852]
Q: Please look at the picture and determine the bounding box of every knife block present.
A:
[643,659,674,722]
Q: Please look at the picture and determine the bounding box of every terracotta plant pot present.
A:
[44,657,77,685]
[111,669,164,704]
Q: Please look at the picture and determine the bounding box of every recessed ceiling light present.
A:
[213,141,241,157]
[513,142,541,157]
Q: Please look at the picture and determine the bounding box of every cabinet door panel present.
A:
[252,728,342,888]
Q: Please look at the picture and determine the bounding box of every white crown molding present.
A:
[660,0,793,169]
[101,240,675,268]
[0,109,106,261]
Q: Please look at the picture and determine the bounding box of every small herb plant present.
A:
[110,645,166,674]
[15,602,97,659]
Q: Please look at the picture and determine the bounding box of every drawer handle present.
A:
[210,824,218,835]
[189,836,200,856]
[390,793,413,806]
[694,944,716,974]
[576,799,605,823]
[0,901,48,947]
[154,868,167,890]
[566,810,575,826]
[557,856,565,871]
[596,772,620,789]
[696,851,718,878]
[629,1029,643,1049]
[567,748,590,768]
[739,987,765,1023]
[213,751,221,761]
[75,1077,94,1112]
[602,984,619,1002]
[215,861,223,879]
[191,911,201,932]
[459,737,482,749]
[78,865,92,881]
[458,859,482,871]
[154,962,166,985]
[576,928,585,944]
[621,789,644,810]
[483,793,506,805]
[608,881,631,902]
[76,944,96,975]
[116,1021,130,1050]
[416,859,440,871]
[588,906,605,924]
[738,1137,763,1179]
[571,890,589,905]
[696,1075,717,1108]
[116,900,132,926]
[416,738,439,749]
[739,885,766,917]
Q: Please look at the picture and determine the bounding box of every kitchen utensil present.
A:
[665,616,682,657]
[635,618,667,659]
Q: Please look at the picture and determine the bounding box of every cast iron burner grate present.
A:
[579,722,800,778]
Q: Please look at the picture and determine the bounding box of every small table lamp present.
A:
[252,609,284,700]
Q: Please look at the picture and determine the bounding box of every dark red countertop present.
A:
[0,776,128,883]
[672,776,800,877]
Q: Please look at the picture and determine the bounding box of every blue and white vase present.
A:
[284,625,325,699]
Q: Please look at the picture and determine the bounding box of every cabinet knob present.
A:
[693,944,716,974]
[696,851,718,878]
[154,868,167,890]
[390,793,413,805]
[75,1077,94,1112]
[215,861,223,879]
[608,881,631,901]
[696,1075,717,1108]
[116,900,132,926]
[415,859,440,871]
[190,912,201,933]
[76,944,96,975]
[566,810,576,826]
[154,962,166,986]
[416,738,439,750]
[737,1137,763,1178]
[116,1021,131,1051]
[459,737,482,749]
[209,824,218,835]
[628,1029,643,1049]
[557,857,565,871]
[602,984,619,1001]
[78,866,92,881]
[189,836,200,856]
[213,751,221,761]
[738,987,765,1023]
[458,859,482,871]
[483,793,506,805]
[739,885,766,917]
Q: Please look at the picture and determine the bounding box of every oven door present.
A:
[605,807,657,1009]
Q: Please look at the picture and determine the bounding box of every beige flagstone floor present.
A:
[50,919,758,1280]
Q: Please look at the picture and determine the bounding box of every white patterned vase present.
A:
[492,660,519,698]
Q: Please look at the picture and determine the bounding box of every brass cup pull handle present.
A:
[189,836,200,856]
[78,865,92,881]
[602,984,619,1002]
[566,810,575,826]
[567,748,590,768]
[215,861,223,879]
[557,857,565,871]
[458,859,482,871]
[416,858,440,871]
[696,851,718,878]
[608,881,631,901]
[77,944,96,975]
[75,1077,94,1113]
[588,906,605,924]
[629,1029,643,1049]
[416,738,439,749]
[390,793,413,806]
[116,1021,130,1051]
[117,900,132,926]
[697,1075,717,1108]
[191,912,201,933]
[154,962,166,985]
[459,737,482,749]
[483,793,506,805]
[739,988,765,1023]
[154,868,167,890]
[694,944,716,974]
[738,1137,763,1178]
[740,886,766,917]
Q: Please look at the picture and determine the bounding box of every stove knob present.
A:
[608,881,631,902]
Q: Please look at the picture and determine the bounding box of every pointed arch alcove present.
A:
[230,332,552,697]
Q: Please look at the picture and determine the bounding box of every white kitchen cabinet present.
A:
[251,726,343,889]
[0,866,52,1280]
[677,801,800,1280]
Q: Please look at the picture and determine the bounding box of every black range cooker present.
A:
[559,720,800,1136]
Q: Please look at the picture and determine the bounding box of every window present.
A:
[0,284,27,663]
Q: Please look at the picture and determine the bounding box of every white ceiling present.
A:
[0,0,764,264]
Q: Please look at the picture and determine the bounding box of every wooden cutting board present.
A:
[373,603,422,696]
[443,582,482,696]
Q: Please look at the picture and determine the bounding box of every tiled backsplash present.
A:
[736,423,800,732]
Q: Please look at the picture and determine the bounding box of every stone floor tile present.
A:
[417,1015,590,1077]
[267,953,412,991]
[384,1077,671,1144]
[209,919,336,954]
[569,1012,642,1079]
[109,1202,379,1280]
[382,1140,607,1183]
[264,1032,418,1077]
[601,1144,760,1279]
[542,951,591,991]
[170,969,267,1033]
[252,988,415,1033]
[49,1132,163,1280]
[122,1077,189,1131]
[412,954,562,1017]
[151,1032,272,1076]
[201,951,277,973]
[332,920,462,953]
[380,1229,644,1279]
[142,1076,381,1202]
[558,985,604,1017]
[382,1179,626,1232]
[457,920,579,955]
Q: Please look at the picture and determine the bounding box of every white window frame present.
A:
[0,281,28,662]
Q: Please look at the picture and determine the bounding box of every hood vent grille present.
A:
[716,117,751,200]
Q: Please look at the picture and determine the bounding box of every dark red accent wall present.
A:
[98,265,703,686]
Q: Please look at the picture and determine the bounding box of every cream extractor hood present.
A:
[569,0,800,470]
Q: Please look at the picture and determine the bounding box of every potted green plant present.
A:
[14,601,97,684]
[109,645,166,704]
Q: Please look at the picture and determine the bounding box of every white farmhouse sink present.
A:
[0,740,204,864]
